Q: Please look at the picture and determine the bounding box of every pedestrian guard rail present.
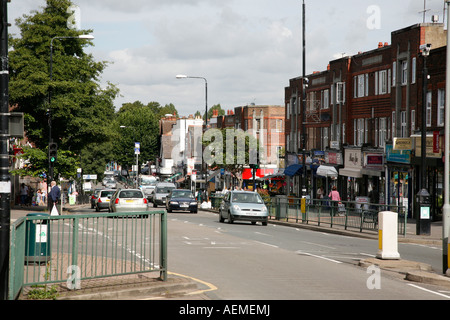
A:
[210,193,406,236]
[8,210,167,300]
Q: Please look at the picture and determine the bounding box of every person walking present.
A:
[328,186,341,216]
[48,181,61,206]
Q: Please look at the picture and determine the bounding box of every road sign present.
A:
[135,142,140,155]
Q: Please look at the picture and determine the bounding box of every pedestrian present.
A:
[317,186,324,199]
[20,183,28,207]
[48,180,61,206]
[328,186,341,216]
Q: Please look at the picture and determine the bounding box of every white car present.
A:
[109,189,148,212]
[95,189,115,212]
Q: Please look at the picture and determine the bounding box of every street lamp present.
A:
[48,34,94,205]
[176,74,208,190]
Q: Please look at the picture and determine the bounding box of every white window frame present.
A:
[412,57,416,84]
[438,88,445,127]
[379,70,387,94]
[401,60,408,86]
[426,91,432,127]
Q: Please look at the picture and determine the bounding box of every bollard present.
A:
[376,211,400,260]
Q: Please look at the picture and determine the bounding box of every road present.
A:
[161,208,450,300]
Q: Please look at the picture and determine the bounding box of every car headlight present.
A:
[170,201,178,205]
[232,204,241,212]
[261,206,267,213]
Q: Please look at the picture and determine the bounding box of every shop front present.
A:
[340,147,363,201]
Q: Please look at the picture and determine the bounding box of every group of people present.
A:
[19,180,61,207]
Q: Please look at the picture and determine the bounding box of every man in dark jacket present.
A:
[48,180,61,206]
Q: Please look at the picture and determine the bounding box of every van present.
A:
[152,182,176,207]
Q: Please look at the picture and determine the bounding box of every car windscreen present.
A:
[101,190,115,197]
[232,193,263,203]
[119,190,143,198]
[156,186,175,193]
[171,191,194,198]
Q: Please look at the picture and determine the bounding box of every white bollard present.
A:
[376,211,400,260]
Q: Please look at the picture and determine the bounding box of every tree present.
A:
[113,104,160,169]
[203,128,261,189]
[9,0,118,177]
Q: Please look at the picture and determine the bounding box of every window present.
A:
[392,111,396,137]
[379,118,387,148]
[392,61,396,87]
[322,127,329,150]
[354,118,365,146]
[438,89,445,127]
[321,89,329,109]
[412,57,416,84]
[401,60,408,85]
[401,111,407,137]
[411,110,415,135]
[426,91,432,127]
[276,119,283,132]
[378,70,387,94]
[358,74,366,98]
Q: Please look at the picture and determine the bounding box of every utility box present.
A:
[416,188,431,235]
[376,211,400,260]
[25,213,51,264]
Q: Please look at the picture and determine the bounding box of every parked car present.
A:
[95,189,116,212]
[166,189,198,213]
[90,188,103,209]
[219,190,268,226]
[109,189,148,212]
[152,182,176,207]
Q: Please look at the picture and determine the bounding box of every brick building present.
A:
[285,22,447,220]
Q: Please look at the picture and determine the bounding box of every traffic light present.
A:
[49,142,57,164]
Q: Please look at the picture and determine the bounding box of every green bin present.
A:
[25,213,51,264]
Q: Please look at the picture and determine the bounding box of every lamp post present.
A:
[443,0,450,275]
[176,75,208,189]
[416,43,431,236]
[119,125,139,188]
[48,34,94,188]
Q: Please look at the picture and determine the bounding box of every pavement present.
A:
[10,203,450,300]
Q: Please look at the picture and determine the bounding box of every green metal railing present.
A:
[210,193,406,236]
[9,210,167,300]
[267,197,406,235]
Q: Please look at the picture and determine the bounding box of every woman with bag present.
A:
[328,186,341,216]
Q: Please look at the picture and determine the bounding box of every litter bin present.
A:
[25,213,51,264]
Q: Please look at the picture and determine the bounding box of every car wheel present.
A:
[262,221,268,226]
[191,209,197,214]
[95,206,99,212]
[219,210,224,223]
[227,212,233,224]
[167,208,172,213]
[153,203,157,208]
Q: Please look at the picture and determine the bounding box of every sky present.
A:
[8,0,449,117]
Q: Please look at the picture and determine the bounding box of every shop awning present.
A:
[316,165,338,178]
[339,168,362,178]
[284,164,303,177]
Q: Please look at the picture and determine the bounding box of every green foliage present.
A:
[113,102,161,168]
[9,0,118,179]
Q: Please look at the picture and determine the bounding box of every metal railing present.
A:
[210,193,406,236]
[267,197,406,235]
[9,210,167,300]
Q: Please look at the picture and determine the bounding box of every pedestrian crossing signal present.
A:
[49,142,57,163]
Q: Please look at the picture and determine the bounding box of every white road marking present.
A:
[296,251,343,264]
[408,284,450,299]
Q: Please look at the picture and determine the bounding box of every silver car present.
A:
[95,189,115,212]
[152,183,176,207]
[219,191,268,226]
[109,189,148,212]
